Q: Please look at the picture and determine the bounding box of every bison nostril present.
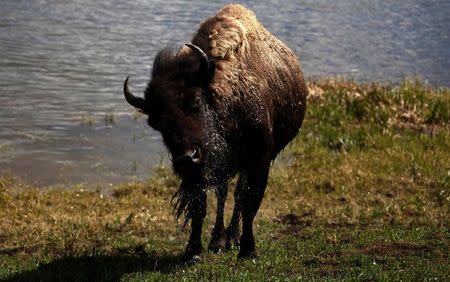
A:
[190,147,201,163]
[174,147,202,169]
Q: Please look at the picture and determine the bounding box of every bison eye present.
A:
[188,102,200,113]
[184,96,201,113]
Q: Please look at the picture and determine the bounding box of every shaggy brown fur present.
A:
[186,4,308,156]
[124,4,308,261]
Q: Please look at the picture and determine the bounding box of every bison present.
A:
[123,4,308,260]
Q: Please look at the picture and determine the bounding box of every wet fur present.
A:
[137,4,308,259]
[171,4,307,222]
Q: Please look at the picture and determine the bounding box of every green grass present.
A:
[1,79,449,281]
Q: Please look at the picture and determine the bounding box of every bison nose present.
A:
[173,147,202,171]
[190,147,202,164]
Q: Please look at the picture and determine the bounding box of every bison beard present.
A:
[123,4,308,261]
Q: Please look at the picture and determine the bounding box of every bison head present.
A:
[124,44,216,178]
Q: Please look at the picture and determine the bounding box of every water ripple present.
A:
[0,0,448,186]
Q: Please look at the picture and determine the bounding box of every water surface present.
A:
[0,0,449,187]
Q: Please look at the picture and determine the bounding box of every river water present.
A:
[0,0,449,187]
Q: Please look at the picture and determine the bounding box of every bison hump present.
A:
[192,4,266,61]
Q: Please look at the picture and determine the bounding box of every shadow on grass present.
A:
[3,252,184,282]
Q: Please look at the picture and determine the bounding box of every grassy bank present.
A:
[1,79,449,281]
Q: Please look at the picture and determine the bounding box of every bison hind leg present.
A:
[208,175,244,253]
[225,204,241,250]
[225,174,244,251]
[208,183,228,253]
[237,162,270,259]
[208,228,227,253]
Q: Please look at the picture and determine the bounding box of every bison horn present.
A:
[185,43,209,74]
[123,76,147,113]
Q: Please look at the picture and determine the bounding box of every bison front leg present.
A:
[238,163,270,259]
[208,183,228,253]
[183,190,207,262]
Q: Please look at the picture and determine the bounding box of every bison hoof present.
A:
[208,240,227,253]
[182,244,202,263]
[208,230,227,253]
[208,245,224,253]
[237,237,256,259]
[225,235,240,251]
[208,239,226,253]
[237,249,257,259]
[183,254,201,264]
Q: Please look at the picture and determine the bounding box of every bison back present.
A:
[192,4,308,159]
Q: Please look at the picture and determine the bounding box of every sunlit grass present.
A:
[1,79,449,281]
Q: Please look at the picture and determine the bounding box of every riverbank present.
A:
[1,79,449,281]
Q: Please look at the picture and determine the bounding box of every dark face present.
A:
[123,44,215,178]
[146,79,208,177]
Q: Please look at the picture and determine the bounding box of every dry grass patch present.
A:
[1,79,449,281]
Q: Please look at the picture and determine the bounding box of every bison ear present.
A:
[185,43,215,85]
